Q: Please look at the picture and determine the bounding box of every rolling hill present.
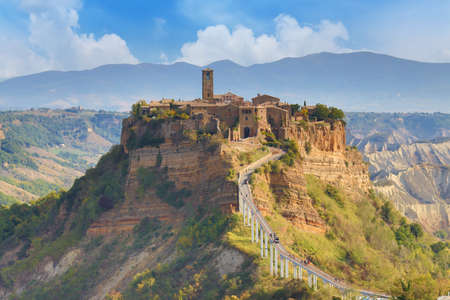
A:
[1,52,450,112]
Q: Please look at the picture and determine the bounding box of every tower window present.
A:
[206,72,210,80]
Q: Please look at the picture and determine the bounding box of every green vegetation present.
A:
[0,109,124,170]
[310,104,345,122]
[0,176,61,199]
[0,145,129,285]
[132,217,163,250]
[255,174,449,298]
[137,166,191,208]
[261,131,299,166]
[132,100,190,121]
[0,191,18,205]
[237,146,269,165]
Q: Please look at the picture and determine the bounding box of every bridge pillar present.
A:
[298,265,302,280]
[242,200,246,224]
[264,232,268,257]
[251,212,254,242]
[293,263,297,279]
[280,255,284,278]
[313,274,317,290]
[260,225,264,258]
[285,258,289,278]
[270,242,273,275]
[255,219,258,242]
[274,248,278,276]
[247,206,251,226]
[239,190,242,213]
[307,272,312,288]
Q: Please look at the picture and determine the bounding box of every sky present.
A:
[1,0,450,79]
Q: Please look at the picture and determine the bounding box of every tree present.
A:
[329,106,345,120]
[409,223,423,239]
[381,201,395,224]
[131,100,147,117]
[311,104,330,121]
[290,104,300,116]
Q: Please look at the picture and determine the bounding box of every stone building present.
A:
[142,68,293,141]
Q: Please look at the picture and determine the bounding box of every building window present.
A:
[206,72,210,80]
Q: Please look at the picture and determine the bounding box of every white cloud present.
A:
[0,0,138,79]
[178,14,349,66]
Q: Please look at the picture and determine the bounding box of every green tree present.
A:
[409,223,423,239]
[311,104,330,121]
[329,106,345,120]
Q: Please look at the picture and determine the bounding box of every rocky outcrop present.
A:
[376,164,449,233]
[88,118,237,235]
[366,140,450,233]
[293,121,371,193]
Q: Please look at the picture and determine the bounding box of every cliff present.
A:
[88,117,237,235]
[366,140,450,233]
[293,121,371,193]
[251,121,371,234]
[0,113,447,300]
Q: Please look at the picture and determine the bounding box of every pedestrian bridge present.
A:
[237,151,390,300]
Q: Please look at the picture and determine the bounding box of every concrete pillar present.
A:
[242,200,246,224]
[255,220,259,243]
[285,258,289,278]
[274,248,278,276]
[260,225,264,258]
[270,243,273,275]
[280,255,284,278]
[293,264,297,279]
[247,206,251,226]
[313,274,317,290]
[298,265,303,280]
[239,190,242,213]
[264,232,268,257]
[251,212,254,242]
[308,272,312,287]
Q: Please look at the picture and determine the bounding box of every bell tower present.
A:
[202,68,214,100]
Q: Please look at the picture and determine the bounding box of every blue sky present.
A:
[1,0,450,79]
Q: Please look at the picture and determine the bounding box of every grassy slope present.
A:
[0,135,447,299]
[0,109,126,205]
[249,162,449,299]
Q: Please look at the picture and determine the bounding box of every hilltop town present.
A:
[128,68,344,146]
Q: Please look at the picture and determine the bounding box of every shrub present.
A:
[381,201,395,224]
[409,223,423,239]
[430,241,448,254]
[325,184,344,208]
[304,141,312,154]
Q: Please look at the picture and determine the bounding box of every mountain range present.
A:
[1,52,450,112]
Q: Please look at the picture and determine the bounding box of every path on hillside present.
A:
[238,149,390,299]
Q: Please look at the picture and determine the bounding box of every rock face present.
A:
[295,121,371,193]
[88,118,237,235]
[346,112,450,154]
[253,121,371,233]
[253,161,326,233]
[366,140,450,233]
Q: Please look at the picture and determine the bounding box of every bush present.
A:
[381,201,395,224]
[430,241,448,254]
[409,223,423,239]
[304,141,312,154]
[137,166,190,208]
[325,184,344,208]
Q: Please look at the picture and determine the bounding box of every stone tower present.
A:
[202,68,214,100]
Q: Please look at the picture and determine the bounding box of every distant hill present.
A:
[1,52,450,112]
[0,109,127,205]
[346,112,450,153]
